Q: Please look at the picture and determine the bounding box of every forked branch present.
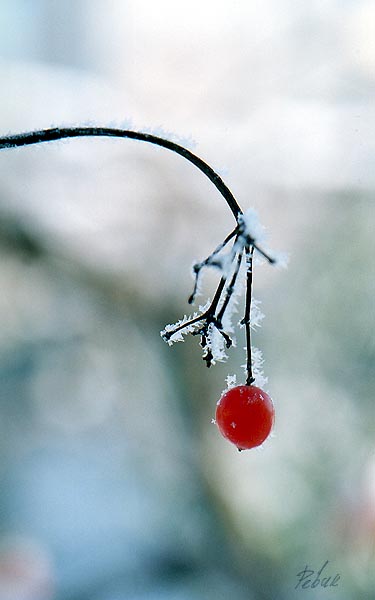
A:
[0,126,277,384]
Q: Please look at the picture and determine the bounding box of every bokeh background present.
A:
[0,1,374,599]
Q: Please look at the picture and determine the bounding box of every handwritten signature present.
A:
[295,560,340,590]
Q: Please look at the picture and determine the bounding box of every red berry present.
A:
[215,385,274,450]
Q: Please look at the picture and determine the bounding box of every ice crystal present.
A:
[206,323,228,364]
[242,346,268,389]
[225,374,237,389]
[161,312,201,345]
[238,208,266,244]
[272,250,290,270]
[238,297,264,330]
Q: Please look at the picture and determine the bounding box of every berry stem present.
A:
[243,244,255,386]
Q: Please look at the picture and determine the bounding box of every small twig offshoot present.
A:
[160,208,277,384]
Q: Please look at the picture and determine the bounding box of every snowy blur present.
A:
[0,1,374,599]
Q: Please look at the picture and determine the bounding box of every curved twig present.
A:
[0,125,276,385]
[0,127,243,220]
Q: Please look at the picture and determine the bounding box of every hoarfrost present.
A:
[160,299,212,345]
[198,299,211,313]
[225,374,237,389]
[206,323,228,364]
[238,208,266,243]
[239,297,264,330]
[272,250,290,269]
[242,346,268,389]
[160,312,201,345]
[160,205,282,386]
[220,275,243,343]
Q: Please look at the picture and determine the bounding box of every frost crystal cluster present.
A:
[161,208,284,385]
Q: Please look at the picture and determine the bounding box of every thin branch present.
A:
[242,244,255,385]
[252,241,276,264]
[189,226,238,304]
[216,250,243,325]
[163,274,228,342]
[0,127,243,220]
[0,126,277,383]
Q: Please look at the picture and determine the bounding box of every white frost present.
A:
[272,250,290,269]
[206,323,228,364]
[238,208,266,243]
[225,374,237,389]
[251,298,265,329]
[160,312,201,345]
[160,300,211,345]
[238,297,264,330]
[242,345,268,389]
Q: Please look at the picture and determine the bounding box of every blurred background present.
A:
[0,1,374,598]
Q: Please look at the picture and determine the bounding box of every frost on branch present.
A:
[238,208,266,243]
[239,297,264,330]
[160,207,283,381]
[205,323,228,365]
[272,250,290,270]
[242,346,268,390]
[161,314,201,345]
[161,301,210,346]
